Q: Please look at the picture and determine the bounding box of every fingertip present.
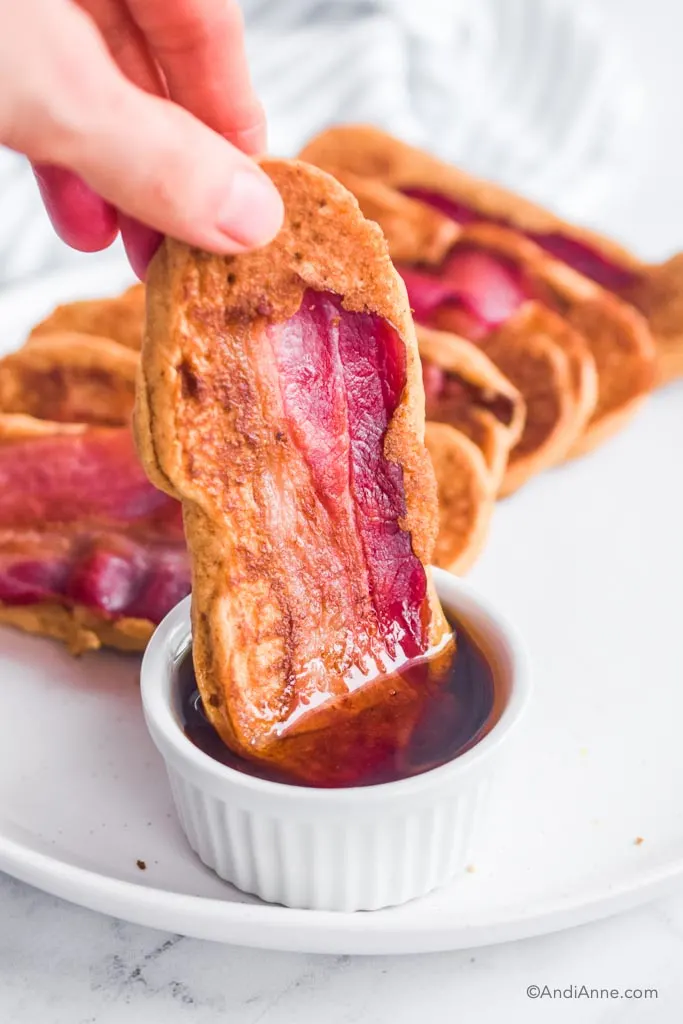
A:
[119,215,163,280]
[33,165,119,252]
[216,166,284,249]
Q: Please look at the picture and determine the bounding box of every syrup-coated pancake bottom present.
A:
[180,616,498,788]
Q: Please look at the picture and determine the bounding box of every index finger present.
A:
[125,0,266,154]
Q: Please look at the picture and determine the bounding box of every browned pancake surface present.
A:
[0,332,138,426]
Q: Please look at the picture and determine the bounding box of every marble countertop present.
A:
[3,876,683,1023]
[2,0,683,1020]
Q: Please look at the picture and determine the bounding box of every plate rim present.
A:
[2,830,683,954]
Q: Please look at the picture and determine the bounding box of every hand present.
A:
[0,0,284,277]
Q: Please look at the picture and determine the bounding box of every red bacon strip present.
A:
[269,290,429,659]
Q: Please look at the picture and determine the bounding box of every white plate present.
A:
[1,265,682,955]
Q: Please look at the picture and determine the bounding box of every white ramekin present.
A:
[141,568,531,912]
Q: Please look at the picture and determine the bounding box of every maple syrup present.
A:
[178,617,501,788]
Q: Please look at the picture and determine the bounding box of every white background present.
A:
[2,0,683,1020]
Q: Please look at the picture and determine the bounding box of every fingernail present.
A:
[218,168,284,248]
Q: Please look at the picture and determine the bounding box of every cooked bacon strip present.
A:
[29,284,145,351]
[0,421,181,532]
[136,158,449,776]
[269,289,430,649]
[0,416,189,653]
[400,247,529,336]
[0,332,137,426]
[300,125,671,386]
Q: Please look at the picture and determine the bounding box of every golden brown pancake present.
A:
[424,421,495,575]
[135,158,450,782]
[626,256,683,386]
[484,306,589,495]
[29,283,145,351]
[0,332,138,426]
[0,596,154,655]
[301,125,668,388]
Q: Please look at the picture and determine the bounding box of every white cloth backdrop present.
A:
[0,0,641,284]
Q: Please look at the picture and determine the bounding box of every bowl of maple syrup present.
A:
[141,568,531,912]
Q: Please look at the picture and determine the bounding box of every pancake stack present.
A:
[300,125,678,387]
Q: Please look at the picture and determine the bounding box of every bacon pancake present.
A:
[418,326,524,491]
[300,125,666,390]
[317,171,596,491]
[0,415,189,653]
[135,158,450,782]
[0,332,137,426]
[29,283,145,351]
